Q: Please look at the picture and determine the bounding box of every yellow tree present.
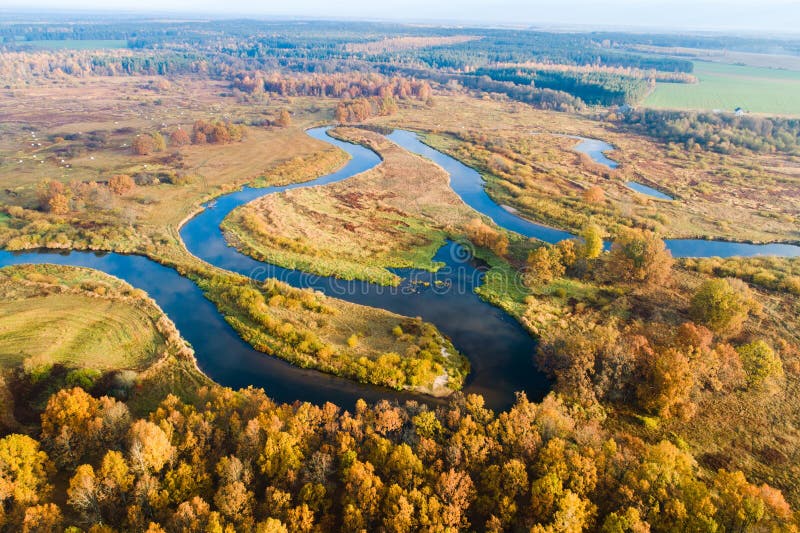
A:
[0,434,53,515]
[582,186,605,204]
[526,246,565,285]
[690,278,754,335]
[40,387,103,467]
[21,503,63,533]
[132,134,154,155]
[579,223,603,260]
[170,128,191,147]
[128,420,174,474]
[606,228,672,285]
[276,109,292,128]
[108,174,135,195]
[67,464,100,524]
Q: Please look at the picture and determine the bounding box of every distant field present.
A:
[645,61,800,116]
[16,39,128,50]
[631,45,800,71]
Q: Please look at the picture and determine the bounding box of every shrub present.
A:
[65,368,102,390]
[38,180,70,214]
[22,356,53,384]
[346,334,359,348]
[276,109,291,128]
[465,218,508,257]
[582,186,605,204]
[737,340,783,387]
[526,246,565,285]
[690,279,751,334]
[47,193,70,215]
[170,128,190,147]
[151,132,167,152]
[108,174,135,195]
[132,135,154,155]
[579,223,603,259]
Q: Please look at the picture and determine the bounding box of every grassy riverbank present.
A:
[0,264,208,429]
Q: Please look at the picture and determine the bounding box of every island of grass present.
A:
[220,125,540,329]
[195,269,468,396]
[222,127,489,286]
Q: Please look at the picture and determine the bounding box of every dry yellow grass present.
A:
[653,284,800,504]
[0,77,337,234]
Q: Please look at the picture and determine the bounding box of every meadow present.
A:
[0,263,209,428]
[0,264,166,372]
[645,61,800,115]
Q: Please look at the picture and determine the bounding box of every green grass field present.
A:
[0,264,166,371]
[16,39,129,50]
[645,61,800,116]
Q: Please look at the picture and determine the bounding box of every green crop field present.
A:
[16,39,128,50]
[645,61,800,116]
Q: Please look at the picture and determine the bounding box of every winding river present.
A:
[2,126,799,412]
[386,130,800,258]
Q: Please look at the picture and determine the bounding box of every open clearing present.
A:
[645,61,800,115]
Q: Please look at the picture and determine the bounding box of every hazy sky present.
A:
[4,0,800,34]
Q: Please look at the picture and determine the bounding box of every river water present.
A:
[2,126,797,411]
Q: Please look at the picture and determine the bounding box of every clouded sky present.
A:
[4,0,800,34]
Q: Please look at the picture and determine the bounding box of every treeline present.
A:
[491,61,697,83]
[618,109,800,154]
[344,35,478,54]
[1,384,796,531]
[379,66,585,112]
[589,31,800,57]
[231,71,432,102]
[474,67,655,106]
[0,50,210,81]
[392,29,694,73]
[4,19,794,62]
[1,20,704,90]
